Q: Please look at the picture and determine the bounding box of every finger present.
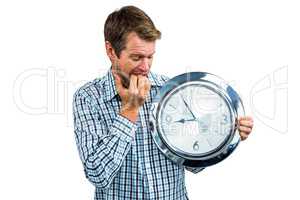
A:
[129,75,138,92]
[144,78,151,94]
[239,120,254,128]
[238,126,252,134]
[239,116,253,122]
[137,75,147,88]
[239,131,248,141]
[138,76,150,97]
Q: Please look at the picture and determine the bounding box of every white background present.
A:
[0,0,299,199]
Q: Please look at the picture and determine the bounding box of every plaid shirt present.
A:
[73,69,204,200]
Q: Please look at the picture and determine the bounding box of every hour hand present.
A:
[173,119,186,123]
[173,118,196,123]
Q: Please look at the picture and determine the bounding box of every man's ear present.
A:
[105,41,117,62]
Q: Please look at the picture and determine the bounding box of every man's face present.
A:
[112,32,156,79]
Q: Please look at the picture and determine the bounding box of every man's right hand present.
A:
[113,70,151,123]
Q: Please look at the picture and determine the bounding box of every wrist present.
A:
[119,106,139,123]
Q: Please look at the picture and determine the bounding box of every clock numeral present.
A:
[169,104,176,110]
[165,115,172,123]
[193,141,199,151]
[221,114,228,125]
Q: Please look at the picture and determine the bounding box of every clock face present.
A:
[157,82,234,157]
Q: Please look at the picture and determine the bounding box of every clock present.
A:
[149,72,245,168]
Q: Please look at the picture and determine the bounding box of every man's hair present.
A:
[104,6,161,57]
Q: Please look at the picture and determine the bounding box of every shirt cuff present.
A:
[110,114,137,142]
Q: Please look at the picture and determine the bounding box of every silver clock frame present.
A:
[149,72,245,168]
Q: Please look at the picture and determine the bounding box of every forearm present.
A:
[73,91,137,189]
[75,114,137,189]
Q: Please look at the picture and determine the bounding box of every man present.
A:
[73,6,253,199]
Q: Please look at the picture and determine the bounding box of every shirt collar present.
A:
[103,68,166,102]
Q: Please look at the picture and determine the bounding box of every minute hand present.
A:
[180,95,197,119]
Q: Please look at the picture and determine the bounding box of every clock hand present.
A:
[173,118,195,123]
[173,119,186,123]
[180,94,197,119]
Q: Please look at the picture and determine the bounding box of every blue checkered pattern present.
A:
[73,69,204,200]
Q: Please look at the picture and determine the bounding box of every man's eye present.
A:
[132,57,140,61]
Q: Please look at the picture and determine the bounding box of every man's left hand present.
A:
[238,116,254,141]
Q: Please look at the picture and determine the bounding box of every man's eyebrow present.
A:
[130,52,156,57]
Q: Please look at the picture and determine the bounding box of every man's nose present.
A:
[140,58,150,71]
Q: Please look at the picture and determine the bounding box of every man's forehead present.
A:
[127,47,155,56]
[125,32,156,55]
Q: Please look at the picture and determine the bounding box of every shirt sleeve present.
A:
[72,90,137,189]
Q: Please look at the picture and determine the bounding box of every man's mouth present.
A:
[114,66,149,89]
[130,68,148,76]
